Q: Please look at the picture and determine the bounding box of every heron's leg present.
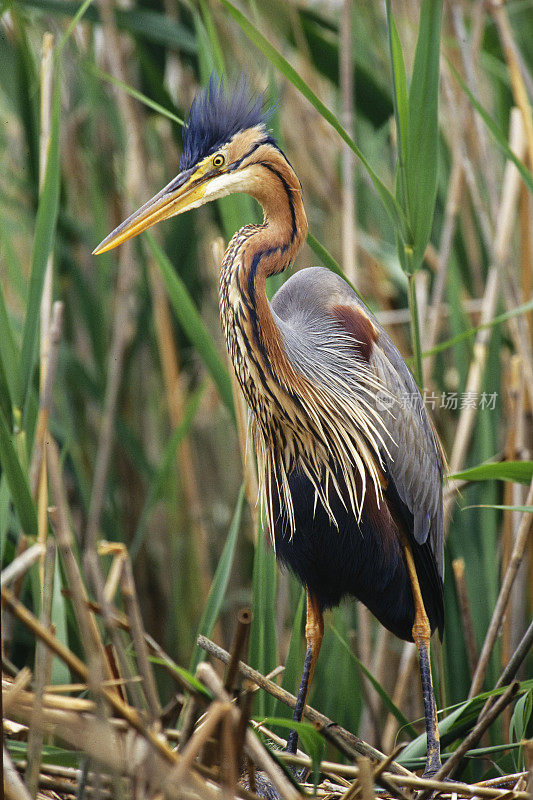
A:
[286,589,324,755]
[402,538,442,778]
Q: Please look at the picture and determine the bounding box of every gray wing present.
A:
[271,266,445,580]
[369,319,445,580]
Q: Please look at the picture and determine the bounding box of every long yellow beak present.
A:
[93,167,207,255]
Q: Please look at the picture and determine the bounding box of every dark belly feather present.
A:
[272,468,444,642]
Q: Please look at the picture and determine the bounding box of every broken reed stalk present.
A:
[24,539,56,798]
[351,757,374,800]
[197,662,301,800]
[92,557,148,713]
[196,633,411,775]
[3,669,33,716]
[225,606,252,694]
[1,544,45,587]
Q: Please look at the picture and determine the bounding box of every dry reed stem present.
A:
[147,257,215,600]
[501,253,533,411]
[490,1,533,172]
[22,773,113,799]
[422,2,485,366]
[121,555,162,721]
[0,586,223,799]
[85,0,146,557]
[360,626,390,746]
[47,440,114,684]
[277,752,531,800]
[165,700,230,787]
[469,476,533,697]
[222,709,238,798]
[501,359,527,705]
[197,634,411,775]
[496,619,533,692]
[2,679,139,714]
[340,0,356,284]
[99,542,126,604]
[452,5,500,219]
[1,544,45,586]
[382,643,416,753]
[86,546,146,711]
[452,558,479,676]
[354,756,374,800]
[30,301,63,496]
[8,760,115,798]
[418,682,520,794]
[24,539,55,797]
[4,745,33,800]
[518,182,533,358]
[177,696,198,754]
[32,31,55,600]
[445,106,526,520]
[197,662,301,800]
[3,668,33,715]
[225,607,252,695]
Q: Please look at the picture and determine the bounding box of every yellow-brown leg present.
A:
[286,589,324,754]
[402,537,442,777]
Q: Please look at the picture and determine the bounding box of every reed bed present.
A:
[1,0,532,798]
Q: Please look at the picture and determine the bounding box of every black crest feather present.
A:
[180,75,270,170]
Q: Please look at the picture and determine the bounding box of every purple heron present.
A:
[94,78,445,777]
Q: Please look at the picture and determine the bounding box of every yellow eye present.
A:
[212,153,225,168]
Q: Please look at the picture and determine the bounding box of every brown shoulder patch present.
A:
[331,304,378,362]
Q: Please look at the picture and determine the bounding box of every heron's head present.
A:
[94,77,297,255]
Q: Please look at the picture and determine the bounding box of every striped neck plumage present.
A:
[218,145,307,380]
[218,158,389,540]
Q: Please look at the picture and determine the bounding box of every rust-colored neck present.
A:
[219,148,307,398]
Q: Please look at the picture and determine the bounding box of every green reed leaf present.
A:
[19,81,61,417]
[189,484,245,672]
[145,233,235,420]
